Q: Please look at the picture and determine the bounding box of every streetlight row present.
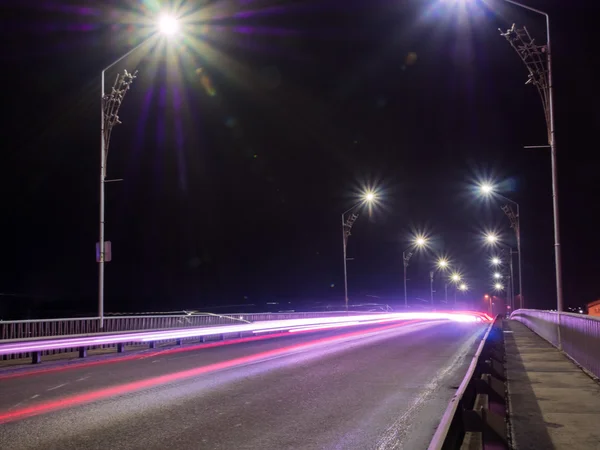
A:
[96,0,564,327]
[341,188,521,310]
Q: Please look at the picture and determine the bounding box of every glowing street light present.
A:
[158,14,180,35]
[491,257,501,266]
[485,233,499,244]
[494,283,504,291]
[414,235,428,248]
[434,258,451,303]
[403,233,429,308]
[449,272,462,304]
[98,14,182,328]
[341,189,379,312]
[459,283,468,292]
[493,272,502,279]
[479,182,494,195]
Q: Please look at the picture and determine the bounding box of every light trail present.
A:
[0,320,425,424]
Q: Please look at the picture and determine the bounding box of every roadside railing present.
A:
[511,309,600,379]
[428,315,507,450]
[0,311,377,362]
[0,311,374,340]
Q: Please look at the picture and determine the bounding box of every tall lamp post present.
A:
[479,184,523,309]
[458,283,468,306]
[434,258,450,304]
[446,0,563,311]
[450,273,461,304]
[497,1,562,312]
[341,192,377,313]
[98,15,179,328]
[403,236,427,308]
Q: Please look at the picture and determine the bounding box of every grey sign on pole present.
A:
[96,241,112,263]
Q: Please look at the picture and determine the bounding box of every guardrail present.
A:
[0,311,488,365]
[511,309,600,379]
[0,311,373,362]
[0,311,373,340]
[428,315,508,450]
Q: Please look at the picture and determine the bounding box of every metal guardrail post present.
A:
[556,312,562,351]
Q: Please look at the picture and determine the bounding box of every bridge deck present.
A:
[505,320,600,449]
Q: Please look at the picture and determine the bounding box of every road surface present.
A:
[0,319,486,450]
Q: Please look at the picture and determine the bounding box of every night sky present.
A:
[1,0,598,317]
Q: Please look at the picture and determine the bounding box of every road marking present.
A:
[76,376,91,382]
[47,383,68,391]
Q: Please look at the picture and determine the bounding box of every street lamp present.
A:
[479,183,494,195]
[403,235,428,308]
[491,257,501,266]
[98,15,180,328]
[478,182,523,308]
[449,272,462,304]
[498,1,563,312]
[494,283,504,291]
[341,191,377,313]
[158,14,180,35]
[445,0,563,311]
[484,232,499,245]
[435,258,450,304]
[493,272,502,279]
[459,283,468,292]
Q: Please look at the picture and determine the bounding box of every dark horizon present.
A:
[2,0,599,319]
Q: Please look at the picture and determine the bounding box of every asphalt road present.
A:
[0,319,486,450]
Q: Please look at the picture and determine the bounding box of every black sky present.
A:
[1,0,599,317]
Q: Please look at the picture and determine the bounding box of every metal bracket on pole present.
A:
[500,24,550,142]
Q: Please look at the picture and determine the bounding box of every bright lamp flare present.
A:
[437,258,449,269]
[158,15,179,35]
[414,235,427,247]
[459,283,468,291]
[493,272,501,279]
[491,257,501,265]
[485,233,498,243]
[451,273,461,282]
[365,192,375,202]
[494,283,503,290]
[480,183,494,195]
